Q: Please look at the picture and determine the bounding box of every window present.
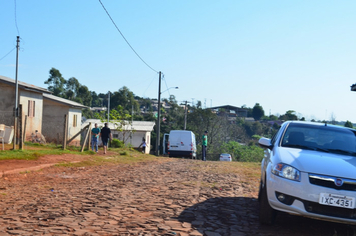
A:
[73,115,77,127]
[28,100,35,117]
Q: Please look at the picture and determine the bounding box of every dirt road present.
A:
[0,158,354,236]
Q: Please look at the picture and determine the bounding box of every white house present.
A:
[82,119,155,154]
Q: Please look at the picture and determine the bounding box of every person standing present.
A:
[100,122,112,154]
[202,131,208,161]
[91,123,100,152]
[138,137,147,154]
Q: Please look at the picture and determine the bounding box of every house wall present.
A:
[43,99,67,144]
[67,108,82,146]
[43,100,82,146]
[113,130,151,154]
[0,83,17,126]
[20,90,43,140]
[0,83,44,141]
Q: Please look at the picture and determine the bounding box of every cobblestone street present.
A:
[0,158,354,236]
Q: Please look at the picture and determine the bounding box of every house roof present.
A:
[43,94,88,109]
[209,105,247,111]
[0,75,51,94]
[82,119,155,132]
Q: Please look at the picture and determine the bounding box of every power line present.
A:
[142,74,157,97]
[162,74,171,97]
[14,0,20,36]
[98,0,158,73]
[0,47,16,61]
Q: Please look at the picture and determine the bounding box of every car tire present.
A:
[259,179,277,225]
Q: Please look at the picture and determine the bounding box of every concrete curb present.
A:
[0,161,82,178]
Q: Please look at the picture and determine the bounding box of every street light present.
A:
[156,71,178,156]
[161,87,179,94]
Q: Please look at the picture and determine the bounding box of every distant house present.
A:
[82,119,155,154]
[0,75,50,138]
[42,94,88,146]
[208,105,248,118]
[0,75,87,145]
[90,107,107,112]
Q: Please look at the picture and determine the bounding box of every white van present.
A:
[167,130,197,159]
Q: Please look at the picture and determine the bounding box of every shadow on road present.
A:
[176,196,356,236]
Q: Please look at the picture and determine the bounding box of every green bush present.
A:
[110,139,124,148]
[220,141,264,162]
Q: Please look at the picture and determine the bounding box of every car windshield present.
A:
[281,124,356,155]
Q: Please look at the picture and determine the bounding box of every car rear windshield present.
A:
[281,124,356,154]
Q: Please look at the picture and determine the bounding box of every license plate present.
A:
[319,193,355,209]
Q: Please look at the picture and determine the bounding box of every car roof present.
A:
[284,121,355,131]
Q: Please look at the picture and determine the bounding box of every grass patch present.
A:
[0,150,42,161]
[0,143,97,161]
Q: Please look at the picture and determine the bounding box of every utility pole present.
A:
[184,100,188,130]
[107,91,110,124]
[129,100,133,145]
[156,71,162,156]
[13,36,20,150]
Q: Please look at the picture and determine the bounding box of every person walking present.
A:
[202,131,208,161]
[100,123,112,154]
[138,137,147,154]
[91,123,100,152]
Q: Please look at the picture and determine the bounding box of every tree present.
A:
[45,68,66,97]
[187,107,230,156]
[268,115,278,121]
[64,77,80,100]
[110,86,139,114]
[279,110,298,120]
[252,103,264,121]
[109,105,134,144]
[344,120,353,128]
[90,91,102,107]
[196,100,202,109]
[76,85,92,106]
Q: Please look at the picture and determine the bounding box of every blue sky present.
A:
[1,1,356,122]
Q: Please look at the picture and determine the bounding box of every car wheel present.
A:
[259,179,277,225]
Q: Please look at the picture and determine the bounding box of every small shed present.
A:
[82,119,155,154]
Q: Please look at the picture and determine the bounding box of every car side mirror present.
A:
[258,137,273,150]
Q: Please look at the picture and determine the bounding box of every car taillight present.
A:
[191,142,193,150]
[168,141,170,149]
